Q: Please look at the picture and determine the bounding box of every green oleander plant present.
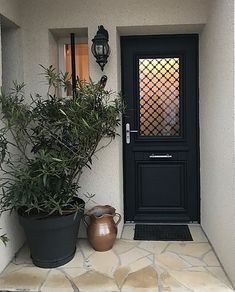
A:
[0,66,123,217]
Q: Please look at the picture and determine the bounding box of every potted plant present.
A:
[0,66,123,268]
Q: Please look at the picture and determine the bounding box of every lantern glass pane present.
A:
[103,45,109,55]
[96,44,104,55]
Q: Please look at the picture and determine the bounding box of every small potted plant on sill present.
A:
[0,66,123,268]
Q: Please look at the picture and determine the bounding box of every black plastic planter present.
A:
[18,198,85,268]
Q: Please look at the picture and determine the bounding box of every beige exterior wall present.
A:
[200,0,235,285]
[0,25,25,274]
[0,0,21,26]
[20,0,208,94]
[0,0,24,274]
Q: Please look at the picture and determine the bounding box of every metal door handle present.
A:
[126,123,138,144]
[149,154,172,158]
[130,130,138,133]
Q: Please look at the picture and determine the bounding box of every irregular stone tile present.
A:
[1,263,26,275]
[129,257,153,273]
[122,289,158,292]
[121,225,135,240]
[122,266,158,290]
[74,270,119,291]
[41,270,73,292]
[0,266,48,291]
[114,266,130,288]
[77,239,95,258]
[62,267,87,278]
[13,244,32,265]
[162,286,191,291]
[203,251,220,266]
[156,252,191,270]
[147,254,154,261]
[169,270,233,291]
[87,250,119,277]
[187,266,207,272]
[138,241,169,255]
[60,250,84,268]
[188,225,208,242]
[207,267,233,288]
[167,242,211,258]
[181,255,207,267]
[160,271,191,291]
[120,247,150,267]
[199,288,235,292]
[154,264,168,275]
[113,239,137,255]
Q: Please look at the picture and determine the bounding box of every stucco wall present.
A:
[200,0,235,286]
[0,25,25,274]
[20,0,208,93]
[0,1,24,274]
[2,26,23,90]
[0,0,20,26]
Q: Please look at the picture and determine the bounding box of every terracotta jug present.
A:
[83,205,121,252]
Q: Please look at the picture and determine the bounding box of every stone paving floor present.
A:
[0,225,234,292]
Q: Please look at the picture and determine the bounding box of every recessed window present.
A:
[49,29,89,96]
[64,43,89,81]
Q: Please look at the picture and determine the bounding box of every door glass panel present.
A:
[139,57,180,136]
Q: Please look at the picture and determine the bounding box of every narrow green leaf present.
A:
[59,109,67,116]
[51,158,63,162]
[43,174,47,187]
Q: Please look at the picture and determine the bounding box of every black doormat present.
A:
[134,224,193,241]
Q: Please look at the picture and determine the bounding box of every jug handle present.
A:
[114,213,122,226]
[83,214,90,227]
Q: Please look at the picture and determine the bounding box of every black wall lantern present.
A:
[91,25,110,71]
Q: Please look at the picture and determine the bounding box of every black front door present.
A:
[121,35,199,223]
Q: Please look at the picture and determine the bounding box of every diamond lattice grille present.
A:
[139,58,180,136]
